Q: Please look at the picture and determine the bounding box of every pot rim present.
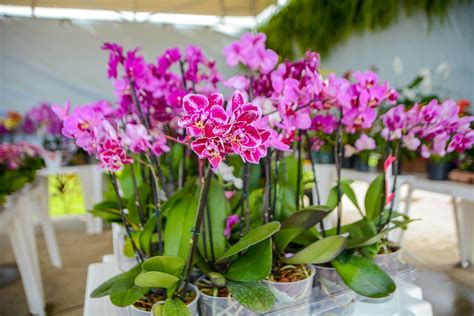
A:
[376,247,402,257]
[263,264,315,285]
[134,283,200,313]
[195,275,233,301]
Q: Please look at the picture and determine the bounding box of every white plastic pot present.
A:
[43,151,63,170]
[263,265,315,314]
[314,265,348,296]
[150,284,200,316]
[197,277,256,316]
[374,248,402,275]
[112,223,138,272]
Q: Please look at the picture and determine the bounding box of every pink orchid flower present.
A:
[224,214,240,238]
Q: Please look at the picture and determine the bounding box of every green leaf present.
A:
[162,178,196,216]
[162,297,191,316]
[109,265,149,307]
[139,214,157,256]
[134,271,179,296]
[326,187,339,210]
[283,235,347,264]
[217,221,280,262]
[226,239,272,282]
[365,175,384,220]
[274,206,330,251]
[332,255,396,298]
[407,75,424,89]
[164,195,198,259]
[227,281,275,313]
[90,273,123,298]
[142,256,185,277]
[347,219,416,248]
[198,178,227,259]
[340,179,361,213]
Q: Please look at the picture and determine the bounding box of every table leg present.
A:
[8,212,45,316]
[34,178,63,268]
[453,199,473,268]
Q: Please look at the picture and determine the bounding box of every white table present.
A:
[0,186,46,316]
[83,255,433,316]
[39,164,105,235]
[403,176,474,268]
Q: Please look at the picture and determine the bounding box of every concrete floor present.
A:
[0,185,473,315]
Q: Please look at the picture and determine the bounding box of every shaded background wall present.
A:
[0,0,473,114]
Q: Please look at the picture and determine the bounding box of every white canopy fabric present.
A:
[0,18,238,113]
[0,0,274,16]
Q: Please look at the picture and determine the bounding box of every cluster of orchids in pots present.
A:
[0,142,44,205]
[57,32,473,315]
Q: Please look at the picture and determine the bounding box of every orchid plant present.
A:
[67,32,474,314]
[0,142,44,205]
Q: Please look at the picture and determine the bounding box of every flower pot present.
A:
[150,284,200,316]
[313,265,348,296]
[129,304,152,316]
[353,155,369,172]
[263,265,315,313]
[427,160,452,180]
[312,152,335,164]
[197,276,256,316]
[342,156,354,169]
[374,247,403,275]
[112,223,139,272]
[43,151,63,170]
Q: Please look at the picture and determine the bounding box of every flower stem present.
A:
[270,151,281,221]
[129,164,145,228]
[243,163,250,233]
[148,168,164,256]
[305,132,326,237]
[205,204,216,263]
[335,108,344,235]
[382,141,402,230]
[109,172,144,263]
[179,168,213,295]
[262,153,272,223]
[296,131,303,210]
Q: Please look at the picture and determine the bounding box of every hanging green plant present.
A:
[259,0,461,59]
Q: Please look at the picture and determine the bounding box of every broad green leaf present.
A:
[162,297,191,316]
[162,178,196,216]
[109,265,149,307]
[142,256,185,277]
[283,235,347,264]
[332,255,396,298]
[90,273,123,298]
[348,219,377,243]
[134,271,179,296]
[276,184,297,221]
[123,231,141,258]
[164,195,198,259]
[340,180,361,213]
[365,175,384,220]
[217,221,280,262]
[198,178,227,259]
[139,214,157,256]
[326,187,338,210]
[226,239,272,282]
[88,208,122,223]
[227,281,275,313]
[274,206,330,251]
[347,219,416,248]
[126,184,151,225]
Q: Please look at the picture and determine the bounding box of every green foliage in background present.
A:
[259,0,462,59]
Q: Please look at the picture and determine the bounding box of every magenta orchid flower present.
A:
[224,214,239,239]
[355,134,376,152]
